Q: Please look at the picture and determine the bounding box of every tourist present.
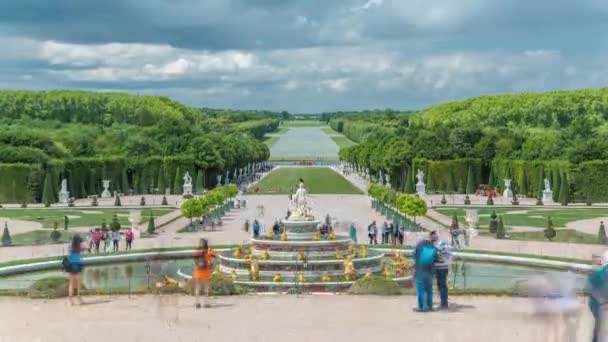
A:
[87,229,94,253]
[413,231,439,312]
[272,220,280,236]
[451,225,461,249]
[434,238,453,310]
[244,219,250,233]
[65,234,88,305]
[125,228,134,250]
[253,219,261,238]
[349,223,357,243]
[368,221,378,245]
[192,238,216,309]
[388,222,395,244]
[102,230,111,253]
[381,221,389,244]
[111,229,121,252]
[93,229,102,253]
[588,251,608,342]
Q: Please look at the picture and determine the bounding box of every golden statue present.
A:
[358,245,368,258]
[249,257,260,281]
[261,250,270,260]
[343,255,357,281]
[321,273,331,282]
[266,229,274,240]
[313,229,321,241]
[298,272,305,283]
[335,249,343,259]
[297,252,307,263]
[347,243,356,257]
[231,270,238,282]
[280,230,288,241]
[328,232,336,240]
[383,266,392,279]
[234,246,243,258]
[274,273,282,283]
[391,250,411,276]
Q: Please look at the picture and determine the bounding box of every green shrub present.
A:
[91,196,98,206]
[140,196,146,206]
[1,222,11,246]
[147,215,156,234]
[599,222,608,245]
[50,227,61,242]
[559,173,569,206]
[440,194,447,205]
[64,216,69,231]
[486,195,494,205]
[544,217,556,241]
[496,217,506,239]
[488,211,498,234]
[347,275,402,295]
[110,214,121,232]
[114,194,121,206]
[162,195,168,205]
[28,277,69,298]
[464,195,471,205]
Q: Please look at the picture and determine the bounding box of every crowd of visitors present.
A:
[86,228,135,253]
[413,230,453,312]
[367,221,404,245]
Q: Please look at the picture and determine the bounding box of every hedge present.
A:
[412,158,482,193]
[0,163,41,203]
[491,159,570,196]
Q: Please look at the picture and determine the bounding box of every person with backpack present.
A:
[253,220,261,238]
[125,228,134,250]
[588,251,608,342]
[64,234,88,306]
[413,231,439,312]
[368,221,377,245]
[192,238,216,309]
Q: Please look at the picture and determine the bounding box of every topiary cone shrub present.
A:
[511,193,519,206]
[114,194,122,206]
[496,216,506,239]
[50,226,61,242]
[440,194,447,205]
[544,217,556,241]
[68,198,74,207]
[599,222,608,245]
[161,195,168,205]
[21,202,27,208]
[140,196,146,206]
[1,222,12,246]
[486,194,494,205]
[464,195,471,205]
[536,197,543,206]
[91,196,98,207]
[147,215,156,234]
[488,211,498,234]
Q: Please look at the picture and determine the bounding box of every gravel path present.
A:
[0,295,595,342]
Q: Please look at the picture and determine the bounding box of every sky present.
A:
[1,0,608,113]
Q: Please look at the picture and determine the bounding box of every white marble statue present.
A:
[544,178,551,192]
[503,179,513,199]
[58,179,70,204]
[542,177,553,204]
[416,169,426,195]
[289,182,312,221]
[416,169,425,185]
[183,172,193,196]
[101,180,112,198]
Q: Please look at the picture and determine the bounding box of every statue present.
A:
[415,169,426,195]
[503,179,513,199]
[542,177,553,204]
[343,255,357,281]
[288,181,312,221]
[182,172,193,196]
[101,180,112,198]
[58,179,70,204]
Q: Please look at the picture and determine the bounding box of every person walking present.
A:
[368,221,378,245]
[64,235,88,306]
[588,251,608,342]
[125,228,134,250]
[381,222,389,244]
[253,220,261,238]
[111,230,121,252]
[388,222,395,244]
[192,238,216,309]
[93,229,101,253]
[272,220,280,237]
[413,231,439,312]
[348,223,357,243]
[434,238,453,310]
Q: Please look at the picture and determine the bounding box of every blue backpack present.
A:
[419,246,436,267]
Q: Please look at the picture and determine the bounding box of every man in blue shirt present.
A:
[413,231,439,312]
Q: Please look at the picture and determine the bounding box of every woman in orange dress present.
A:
[192,238,216,308]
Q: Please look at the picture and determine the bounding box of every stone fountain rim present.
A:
[217,252,384,265]
[281,218,321,225]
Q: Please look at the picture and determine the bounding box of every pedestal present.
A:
[58,191,70,204]
[503,188,512,199]
[542,190,553,204]
[101,190,111,198]
[183,184,193,196]
[416,183,426,195]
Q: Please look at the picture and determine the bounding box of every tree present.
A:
[114,193,121,206]
[487,165,496,190]
[496,216,506,239]
[121,169,129,194]
[157,167,166,194]
[195,169,204,194]
[559,173,569,206]
[147,214,156,234]
[173,167,182,195]
[42,172,54,207]
[181,197,203,226]
[1,222,11,246]
[465,165,475,195]
[64,215,69,231]
[404,169,415,194]
[520,169,528,197]
[537,169,545,200]
[552,172,561,203]
[489,211,498,234]
[544,217,556,241]
[110,213,121,232]
[426,168,435,193]
[397,194,427,224]
[599,222,608,245]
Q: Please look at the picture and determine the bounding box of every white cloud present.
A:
[321,78,349,93]
[351,0,383,12]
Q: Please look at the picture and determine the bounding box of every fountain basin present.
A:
[280,219,320,240]
[251,236,352,256]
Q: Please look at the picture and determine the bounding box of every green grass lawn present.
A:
[508,229,600,245]
[0,208,173,229]
[331,136,357,148]
[251,167,363,194]
[275,126,290,134]
[9,230,76,246]
[436,208,608,229]
[281,120,326,127]
[263,136,280,147]
[321,126,338,135]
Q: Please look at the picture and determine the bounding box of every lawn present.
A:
[263,136,279,147]
[251,167,363,194]
[321,126,339,135]
[436,208,608,229]
[508,229,600,245]
[331,136,357,148]
[0,208,173,229]
[281,120,326,127]
[9,230,76,246]
[275,126,290,134]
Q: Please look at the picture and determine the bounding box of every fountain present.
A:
[212,180,412,291]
